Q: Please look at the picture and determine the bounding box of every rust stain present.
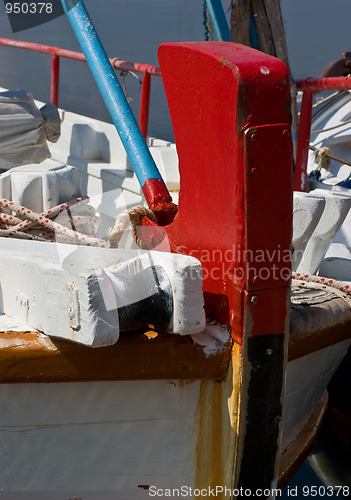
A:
[0,329,232,383]
[194,342,242,497]
[177,379,195,387]
[219,57,229,66]
[0,331,40,341]
[144,330,158,340]
[0,331,57,351]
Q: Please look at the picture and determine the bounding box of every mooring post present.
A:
[158,41,293,492]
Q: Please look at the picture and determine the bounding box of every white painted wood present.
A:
[2,160,81,213]
[296,190,351,275]
[308,91,351,186]
[0,238,205,345]
[109,250,205,336]
[319,242,351,283]
[307,91,351,248]
[88,187,144,239]
[0,313,37,334]
[48,108,179,193]
[292,192,325,271]
[281,338,351,453]
[0,379,201,498]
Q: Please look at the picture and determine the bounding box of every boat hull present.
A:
[0,336,347,499]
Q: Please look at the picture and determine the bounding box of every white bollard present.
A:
[292,192,325,271]
[297,189,351,275]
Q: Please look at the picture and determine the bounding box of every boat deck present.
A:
[1,288,350,383]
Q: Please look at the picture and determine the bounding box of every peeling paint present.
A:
[194,343,242,497]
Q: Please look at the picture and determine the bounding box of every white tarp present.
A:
[0,89,60,170]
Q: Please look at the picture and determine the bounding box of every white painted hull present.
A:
[282,339,351,452]
[0,85,350,498]
[0,337,348,499]
[0,380,200,498]
[0,373,237,499]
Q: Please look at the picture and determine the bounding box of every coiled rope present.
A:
[292,271,351,307]
[0,196,108,247]
[309,144,351,169]
[109,205,156,249]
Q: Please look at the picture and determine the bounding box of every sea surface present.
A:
[0,0,350,141]
[0,0,349,497]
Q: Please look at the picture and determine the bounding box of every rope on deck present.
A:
[0,196,108,247]
[292,272,351,307]
[109,205,156,249]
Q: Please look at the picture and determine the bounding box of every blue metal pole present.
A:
[249,13,260,50]
[204,0,230,42]
[60,0,169,201]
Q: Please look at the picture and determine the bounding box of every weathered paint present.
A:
[157,42,292,341]
[235,333,286,490]
[204,0,230,42]
[0,239,205,345]
[141,177,177,223]
[294,91,313,191]
[278,390,328,487]
[0,327,232,383]
[194,342,242,496]
[282,340,351,454]
[154,42,293,494]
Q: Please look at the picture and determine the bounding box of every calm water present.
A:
[0,0,349,496]
[0,0,350,141]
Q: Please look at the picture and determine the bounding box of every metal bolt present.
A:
[282,129,289,137]
[266,348,273,355]
[250,167,257,175]
[251,295,258,304]
[250,133,257,142]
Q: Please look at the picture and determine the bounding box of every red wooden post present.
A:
[158,42,292,336]
[139,72,151,140]
[50,54,60,107]
[294,91,313,191]
[156,42,293,490]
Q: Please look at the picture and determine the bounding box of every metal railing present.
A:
[295,76,351,191]
[1,37,351,186]
[0,37,161,139]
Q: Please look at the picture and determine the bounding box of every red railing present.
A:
[0,37,161,139]
[1,37,351,181]
[295,76,351,191]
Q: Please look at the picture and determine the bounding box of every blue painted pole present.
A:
[204,0,230,42]
[61,0,170,204]
[249,13,260,50]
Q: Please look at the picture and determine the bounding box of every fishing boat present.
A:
[0,1,351,499]
[307,348,351,489]
[290,54,351,491]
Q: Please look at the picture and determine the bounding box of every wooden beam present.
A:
[230,0,251,45]
[250,0,276,56]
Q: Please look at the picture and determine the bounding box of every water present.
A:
[0,0,350,141]
[0,0,349,496]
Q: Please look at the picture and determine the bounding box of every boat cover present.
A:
[0,89,60,170]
